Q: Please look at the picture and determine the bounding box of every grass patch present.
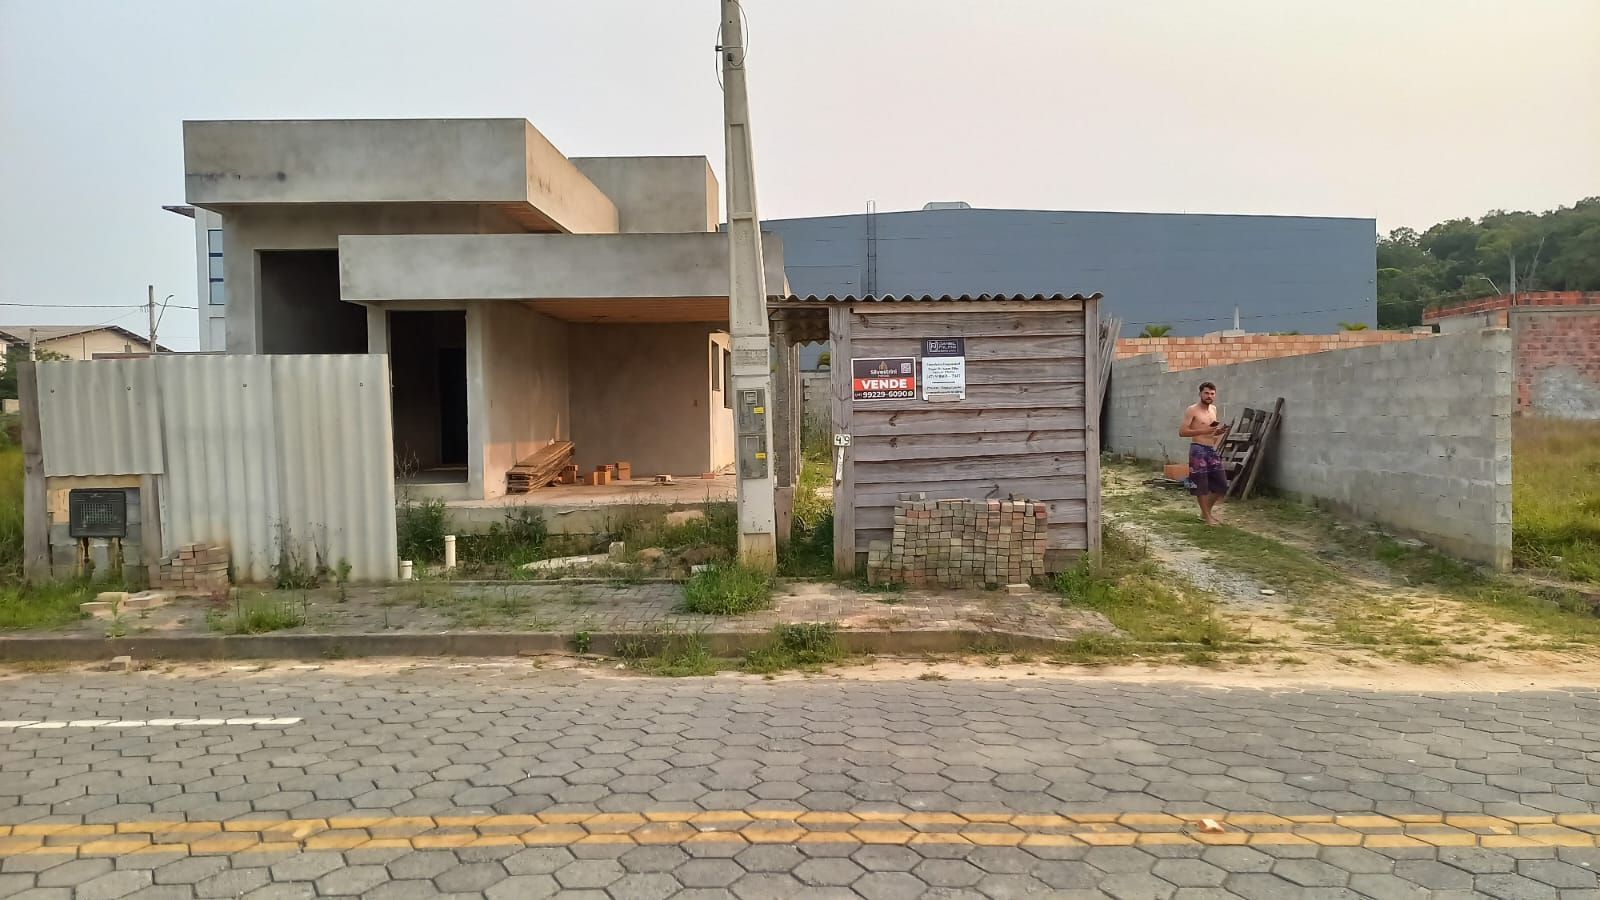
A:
[458,511,550,570]
[743,622,844,673]
[207,593,305,635]
[0,580,95,631]
[616,628,724,677]
[1513,419,1600,582]
[0,446,22,582]
[779,442,835,578]
[615,502,738,555]
[1141,508,1344,595]
[682,563,773,615]
[411,586,550,629]
[1052,526,1235,648]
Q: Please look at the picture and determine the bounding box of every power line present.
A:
[0,301,198,310]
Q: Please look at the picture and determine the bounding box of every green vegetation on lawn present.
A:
[1139,507,1345,596]
[1513,419,1600,583]
[1051,526,1236,660]
[0,581,94,631]
[743,623,844,673]
[682,563,774,615]
[207,593,306,635]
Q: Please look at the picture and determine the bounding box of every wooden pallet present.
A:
[506,441,575,494]
[1222,399,1284,500]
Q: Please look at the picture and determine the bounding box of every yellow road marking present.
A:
[0,811,1594,857]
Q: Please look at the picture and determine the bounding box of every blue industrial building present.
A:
[762,207,1376,368]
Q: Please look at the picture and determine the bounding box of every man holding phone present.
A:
[1179,381,1229,524]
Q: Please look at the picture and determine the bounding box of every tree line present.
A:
[1378,197,1600,328]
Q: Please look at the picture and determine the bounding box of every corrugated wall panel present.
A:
[37,355,397,581]
[37,359,163,476]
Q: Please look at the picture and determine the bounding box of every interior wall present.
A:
[220,203,528,354]
[569,324,714,477]
[258,250,365,353]
[708,333,734,473]
[478,304,570,497]
[388,311,467,474]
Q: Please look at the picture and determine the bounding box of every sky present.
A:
[1,0,1596,351]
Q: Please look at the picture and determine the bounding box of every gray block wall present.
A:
[1105,330,1513,568]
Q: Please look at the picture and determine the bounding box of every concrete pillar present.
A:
[366,304,389,354]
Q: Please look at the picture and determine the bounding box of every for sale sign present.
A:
[852,357,917,401]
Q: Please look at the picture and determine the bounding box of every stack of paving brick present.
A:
[156,543,231,594]
[868,496,1047,589]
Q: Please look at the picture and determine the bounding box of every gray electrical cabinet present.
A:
[736,388,768,479]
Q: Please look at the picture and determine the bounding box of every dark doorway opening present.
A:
[437,347,468,466]
[390,311,469,483]
[258,250,366,354]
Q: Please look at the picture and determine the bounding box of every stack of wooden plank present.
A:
[506,441,574,493]
[1220,398,1284,500]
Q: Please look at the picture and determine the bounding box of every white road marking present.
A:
[0,716,301,730]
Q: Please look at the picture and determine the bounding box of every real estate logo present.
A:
[851,357,917,401]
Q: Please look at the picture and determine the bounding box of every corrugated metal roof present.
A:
[773,292,1102,304]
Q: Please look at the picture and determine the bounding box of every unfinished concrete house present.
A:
[182,118,787,519]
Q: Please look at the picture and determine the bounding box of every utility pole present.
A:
[147,284,157,354]
[719,0,778,569]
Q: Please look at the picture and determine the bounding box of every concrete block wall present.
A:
[1116,332,1426,371]
[1513,307,1600,419]
[1105,329,1513,568]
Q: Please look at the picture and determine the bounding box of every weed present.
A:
[273,524,329,590]
[334,559,352,603]
[616,627,724,677]
[778,442,835,578]
[917,671,948,681]
[0,580,98,631]
[1181,648,1219,667]
[1278,655,1307,666]
[1052,527,1235,647]
[682,564,773,615]
[104,609,126,639]
[397,499,447,563]
[573,631,591,654]
[1010,650,1035,664]
[459,512,550,571]
[743,623,843,673]
[208,594,305,635]
[1050,633,1134,665]
[1138,509,1343,595]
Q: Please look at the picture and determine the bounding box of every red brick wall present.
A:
[1116,332,1427,372]
[1513,308,1600,418]
[1425,291,1600,323]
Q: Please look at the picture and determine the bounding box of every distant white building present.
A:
[0,324,166,360]
[161,205,227,351]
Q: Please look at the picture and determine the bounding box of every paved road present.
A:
[1,664,1598,898]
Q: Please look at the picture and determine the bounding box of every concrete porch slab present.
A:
[440,476,737,534]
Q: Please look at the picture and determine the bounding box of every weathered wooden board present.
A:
[844,382,1085,412]
[852,407,1085,436]
[850,430,1086,462]
[855,451,1086,485]
[963,362,1086,385]
[852,336,1084,363]
[851,311,1085,339]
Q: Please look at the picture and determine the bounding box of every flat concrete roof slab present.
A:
[339,232,786,304]
[184,119,618,234]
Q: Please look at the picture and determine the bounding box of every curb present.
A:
[0,628,1074,663]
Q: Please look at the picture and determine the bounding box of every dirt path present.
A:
[1100,463,1600,680]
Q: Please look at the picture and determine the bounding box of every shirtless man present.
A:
[1179,381,1230,524]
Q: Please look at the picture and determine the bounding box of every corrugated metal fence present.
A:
[37,355,397,581]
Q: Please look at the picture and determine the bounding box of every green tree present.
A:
[1138,324,1174,338]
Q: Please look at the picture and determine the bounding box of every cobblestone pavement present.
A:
[2,665,1599,897]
